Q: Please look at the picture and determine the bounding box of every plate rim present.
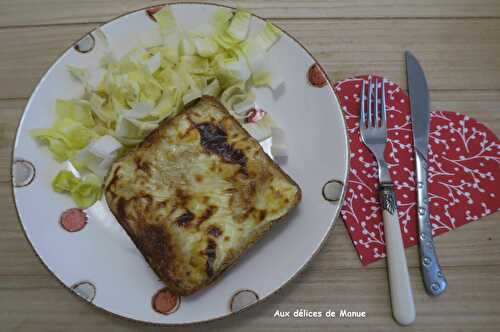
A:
[10,1,350,326]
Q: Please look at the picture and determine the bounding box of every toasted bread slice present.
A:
[104,96,301,296]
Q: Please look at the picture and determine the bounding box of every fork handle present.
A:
[380,183,416,326]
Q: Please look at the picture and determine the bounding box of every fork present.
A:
[360,78,416,325]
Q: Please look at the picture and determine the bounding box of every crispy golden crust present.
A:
[105,96,301,296]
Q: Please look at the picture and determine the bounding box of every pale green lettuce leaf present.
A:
[72,148,115,179]
[179,34,196,56]
[219,53,251,81]
[154,7,177,33]
[47,137,75,161]
[241,22,281,68]
[192,36,219,57]
[251,66,284,90]
[31,116,96,161]
[243,114,276,141]
[242,122,271,141]
[145,53,162,73]
[52,118,95,150]
[51,170,102,208]
[55,99,95,128]
[179,55,210,74]
[52,170,80,193]
[182,89,202,105]
[122,101,155,120]
[67,65,89,83]
[87,135,122,158]
[213,8,233,31]
[232,96,256,115]
[115,136,143,146]
[151,88,180,118]
[115,115,158,140]
[88,93,115,125]
[159,46,180,64]
[203,78,221,96]
[67,65,105,90]
[226,10,251,42]
[70,174,102,208]
[189,23,217,37]
[212,10,251,49]
[219,82,255,113]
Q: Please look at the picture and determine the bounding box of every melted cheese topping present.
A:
[105,97,300,295]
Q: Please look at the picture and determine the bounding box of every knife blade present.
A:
[406,51,448,296]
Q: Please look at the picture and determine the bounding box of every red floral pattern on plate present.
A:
[152,288,180,315]
[335,75,500,265]
[308,64,327,87]
[60,208,87,232]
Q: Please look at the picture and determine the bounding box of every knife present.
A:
[406,51,448,296]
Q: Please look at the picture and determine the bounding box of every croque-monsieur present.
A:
[104,96,301,296]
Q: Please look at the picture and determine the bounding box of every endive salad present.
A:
[31,7,286,208]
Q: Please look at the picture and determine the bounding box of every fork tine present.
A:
[381,79,387,128]
[360,80,366,128]
[374,79,379,127]
[368,80,373,127]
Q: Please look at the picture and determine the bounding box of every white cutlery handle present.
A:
[380,185,416,326]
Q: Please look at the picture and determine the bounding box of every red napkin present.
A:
[335,75,500,265]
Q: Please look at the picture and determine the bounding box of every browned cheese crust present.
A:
[104,96,301,296]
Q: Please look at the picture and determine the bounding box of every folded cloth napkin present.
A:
[335,75,500,265]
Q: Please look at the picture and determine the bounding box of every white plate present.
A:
[11,3,349,325]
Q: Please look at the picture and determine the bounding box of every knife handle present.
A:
[415,154,448,296]
[379,183,416,326]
